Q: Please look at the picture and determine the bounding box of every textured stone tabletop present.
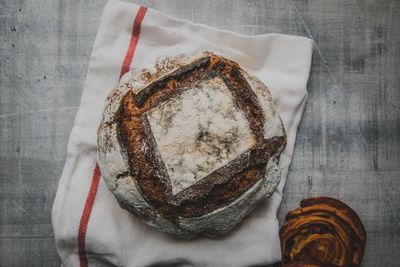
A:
[0,0,399,266]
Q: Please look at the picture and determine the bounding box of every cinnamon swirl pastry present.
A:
[280,197,366,267]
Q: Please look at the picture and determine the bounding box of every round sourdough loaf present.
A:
[97,52,286,238]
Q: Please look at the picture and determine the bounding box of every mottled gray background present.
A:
[0,0,399,266]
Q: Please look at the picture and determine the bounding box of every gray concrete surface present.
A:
[0,0,399,266]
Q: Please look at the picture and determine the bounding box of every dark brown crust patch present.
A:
[173,136,285,216]
[117,54,286,222]
[118,95,177,222]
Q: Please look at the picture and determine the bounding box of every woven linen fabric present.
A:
[52,1,313,266]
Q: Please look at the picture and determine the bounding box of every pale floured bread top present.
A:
[97,52,286,238]
[147,76,255,195]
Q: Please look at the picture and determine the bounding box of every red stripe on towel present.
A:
[78,163,101,267]
[119,6,148,80]
[78,6,147,267]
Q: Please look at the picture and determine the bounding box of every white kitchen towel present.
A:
[52,1,313,266]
